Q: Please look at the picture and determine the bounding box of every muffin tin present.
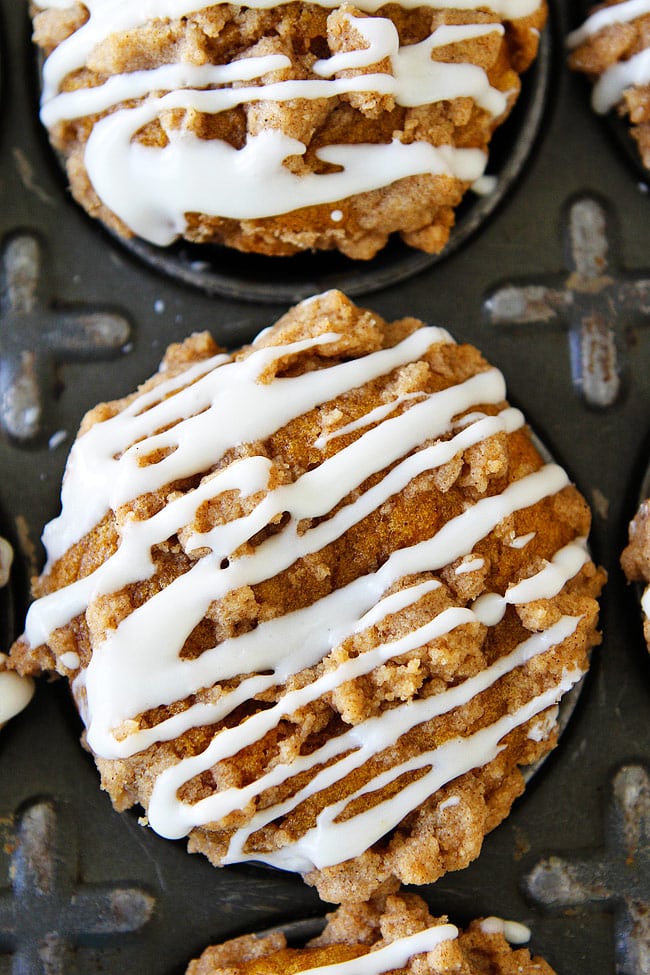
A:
[1,1,650,973]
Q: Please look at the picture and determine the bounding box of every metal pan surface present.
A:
[1,2,650,974]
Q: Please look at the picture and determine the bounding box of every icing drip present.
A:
[0,654,34,727]
[25,309,591,868]
[509,530,536,549]
[479,917,531,944]
[567,1,650,114]
[33,0,543,242]
[455,556,484,574]
[438,794,460,810]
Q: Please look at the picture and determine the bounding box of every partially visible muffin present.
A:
[0,538,34,728]
[568,0,650,170]
[32,0,546,258]
[186,892,556,975]
[9,289,604,903]
[621,497,650,649]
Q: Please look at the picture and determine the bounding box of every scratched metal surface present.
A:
[1,1,650,973]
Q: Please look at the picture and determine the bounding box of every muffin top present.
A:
[32,0,546,257]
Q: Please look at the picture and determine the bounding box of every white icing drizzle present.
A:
[152,606,527,829]
[314,391,424,449]
[77,63,489,244]
[567,0,650,48]
[70,395,529,758]
[282,923,459,975]
[221,664,584,871]
[59,651,81,670]
[567,1,650,114]
[471,537,590,626]
[34,0,542,242]
[590,48,650,114]
[35,0,543,96]
[25,311,590,869]
[38,327,443,569]
[357,578,443,630]
[149,616,581,850]
[0,655,34,727]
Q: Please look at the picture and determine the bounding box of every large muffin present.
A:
[32,0,546,259]
[568,0,650,171]
[186,892,556,974]
[9,290,604,902]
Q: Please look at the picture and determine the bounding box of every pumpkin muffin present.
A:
[33,0,546,258]
[9,290,604,902]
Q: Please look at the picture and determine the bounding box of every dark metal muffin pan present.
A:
[1,1,650,973]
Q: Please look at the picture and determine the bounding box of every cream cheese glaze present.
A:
[34,0,543,245]
[19,296,598,877]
